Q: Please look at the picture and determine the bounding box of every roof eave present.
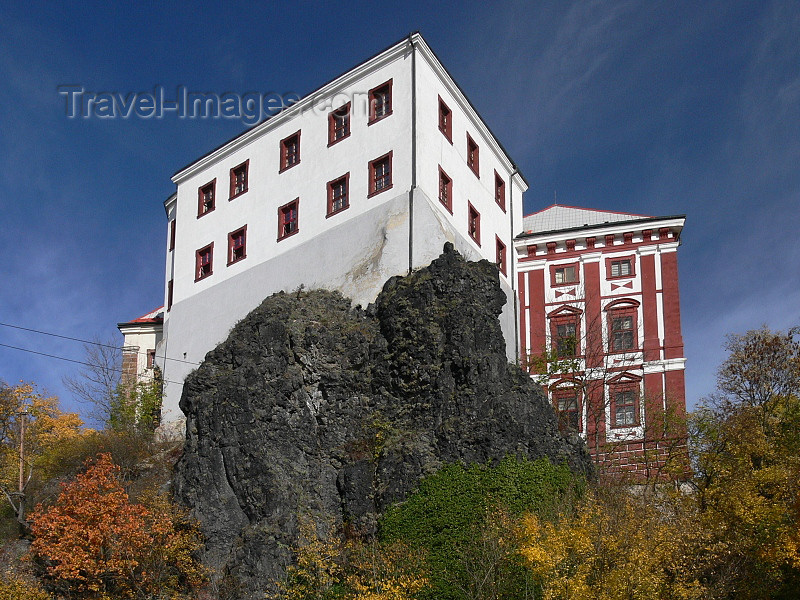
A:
[515,214,686,241]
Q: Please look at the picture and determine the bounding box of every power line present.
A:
[0,342,185,386]
[0,321,200,366]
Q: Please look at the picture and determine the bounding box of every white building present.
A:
[117,306,163,385]
[155,33,528,423]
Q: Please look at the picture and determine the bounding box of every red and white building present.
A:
[515,205,686,475]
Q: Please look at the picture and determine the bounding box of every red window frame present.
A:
[438,96,452,142]
[467,202,481,246]
[495,236,507,276]
[278,198,299,240]
[167,279,173,311]
[368,79,393,124]
[280,131,301,172]
[169,219,176,251]
[550,262,580,287]
[466,134,479,177]
[229,159,249,199]
[606,255,636,279]
[195,242,214,282]
[494,170,506,212]
[327,173,350,217]
[553,387,582,433]
[438,166,452,213]
[146,349,156,369]
[197,179,216,217]
[368,151,393,197]
[228,226,247,265]
[328,103,351,146]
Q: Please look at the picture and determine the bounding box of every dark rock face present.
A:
[173,244,592,597]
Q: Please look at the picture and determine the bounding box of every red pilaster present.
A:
[643,372,664,438]
[665,369,686,420]
[528,269,546,359]
[640,253,659,362]
[518,271,527,362]
[661,251,684,360]
[583,259,602,367]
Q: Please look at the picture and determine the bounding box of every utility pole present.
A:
[18,407,27,521]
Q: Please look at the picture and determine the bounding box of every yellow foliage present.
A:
[0,573,52,600]
[0,382,90,493]
[273,517,427,600]
[519,493,706,600]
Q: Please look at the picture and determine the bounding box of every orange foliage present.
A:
[28,453,205,599]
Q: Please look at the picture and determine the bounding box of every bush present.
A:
[379,456,583,599]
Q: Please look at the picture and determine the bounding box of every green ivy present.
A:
[379,456,583,600]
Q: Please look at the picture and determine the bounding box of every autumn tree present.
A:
[687,327,800,597]
[28,453,206,599]
[519,489,705,600]
[0,382,85,535]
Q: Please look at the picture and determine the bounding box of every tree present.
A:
[63,338,163,433]
[62,338,122,425]
[0,382,85,535]
[714,326,800,409]
[519,489,705,600]
[687,327,800,598]
[28,452,206,599]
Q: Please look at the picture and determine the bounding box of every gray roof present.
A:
[522,204,650,234]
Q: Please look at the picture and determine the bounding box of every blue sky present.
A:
[1,1,798,424]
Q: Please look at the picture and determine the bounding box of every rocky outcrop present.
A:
[173,244,591,597]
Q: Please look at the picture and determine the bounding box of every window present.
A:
[197,180,215,217]
[369,80,392,123]
[167,279,173,311]
[195,243,214,281]
[146,349,156,369]
[280,131,301,171]
[228,226,247,265]
[613,389,638,427]
[278,199,299,240]
[368,152,393,197]
[169,219,176,251]
[467,202,481,245]
[438,96,452,142]
[555,322,578,357]
[327,174,349,216]
[438,166,452,213]
[555,266,577,285]
[494,171,506,211]
[548,306,582,358]
[555,391,580,433]
[496,236,507,276]
[229,160,249,199]
[328,103,351,145]
[466,134,479,177]
[609,258,633,277]
[611,315,635,351]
